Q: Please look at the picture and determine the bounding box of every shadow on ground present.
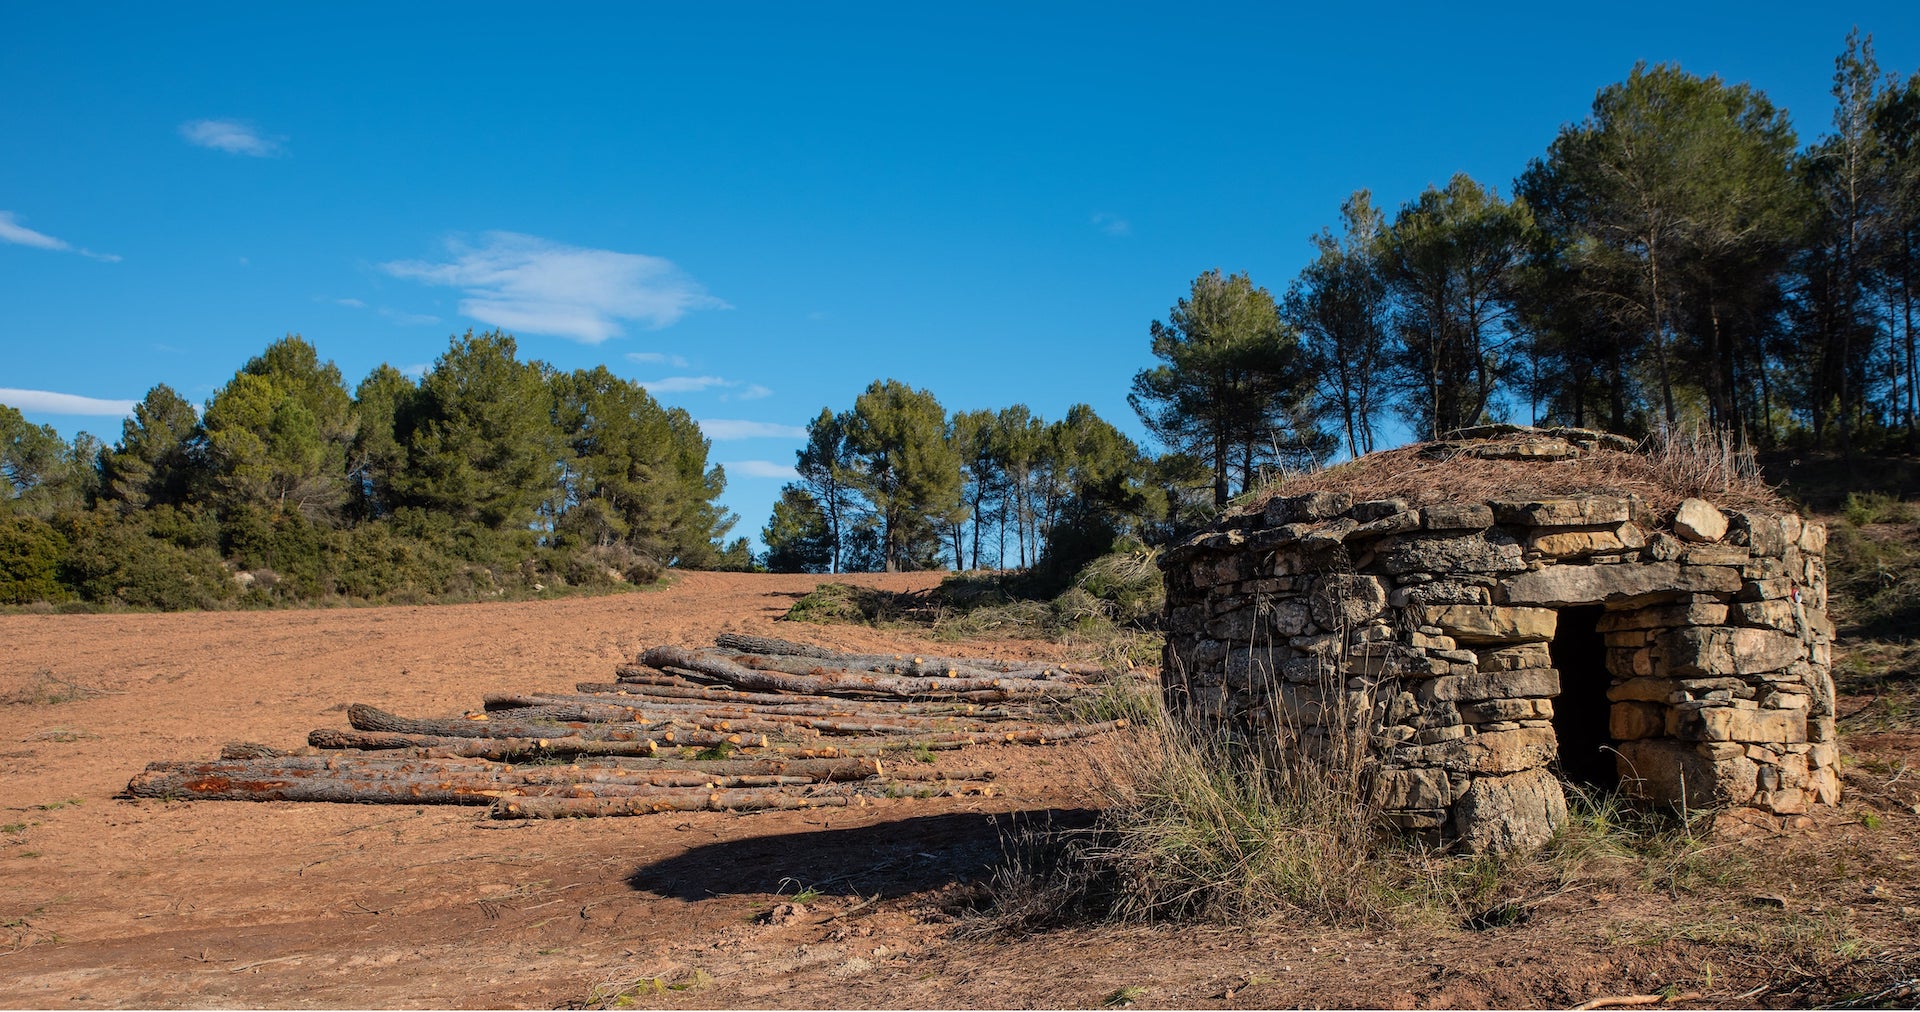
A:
[626,807,1095,901]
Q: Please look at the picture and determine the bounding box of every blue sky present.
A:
[4,3,1917,549]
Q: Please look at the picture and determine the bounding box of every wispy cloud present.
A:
[331,296,439,326]
[724,459,798,480]
[0,388,136,416]
[640,375,732,394]
[399,363,430,379]
[1090,212,1131,238]
[180,118,283,157]
[640,376,773,400]
[379,307,440,326]
[699,419,808,440]
[0,211,121,262]
[382,232,726,343]
[626,351,691,368]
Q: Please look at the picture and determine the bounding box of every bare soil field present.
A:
[2,572,1918,1009]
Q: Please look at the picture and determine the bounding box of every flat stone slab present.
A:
[1502,560,1742,606]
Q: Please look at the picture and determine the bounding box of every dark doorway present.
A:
[1549,605,1618,790]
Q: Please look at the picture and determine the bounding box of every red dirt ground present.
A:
[2,572,1917,1009]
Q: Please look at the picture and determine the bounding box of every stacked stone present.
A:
[1159,449,1836,855]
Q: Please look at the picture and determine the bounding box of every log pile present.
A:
[125,634,1135,819]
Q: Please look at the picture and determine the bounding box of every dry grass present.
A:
[1236,426,1783,520]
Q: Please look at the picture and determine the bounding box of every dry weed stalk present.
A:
[1236,426,1780,519]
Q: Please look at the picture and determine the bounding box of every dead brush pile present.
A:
[1236,425,1783,521]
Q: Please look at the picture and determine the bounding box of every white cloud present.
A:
[626,351,691,368]
[640,375,732,394]
[180,118,283,157]
[699,418,808,440]
[332,296,439,326]
[641,376,773,400]
[725,460,798,480]
[399,363,430,379]
[0,388,137,416]
[1091,211,1131,237]
[0,211,120,261]
[381,232,726,343]
[378,307,440,326]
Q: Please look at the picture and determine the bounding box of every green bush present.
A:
[1843,491,1913,527]
[59,510,235,610]
[0,513,71,604]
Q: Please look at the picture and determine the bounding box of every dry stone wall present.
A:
[1160,473,1837,855]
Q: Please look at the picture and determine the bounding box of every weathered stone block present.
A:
[1390,580,1495,607]
[1799,522,1827,554]
[1423,502,1495,530]
[1491,496,1630,527]
[1372,767,1452,810]
[1450,768,1568,855]
[1417,604,1557,644]
[1595,597,1729,631]
[1678,705,1807,744]
[1610,701,1666,740]
[1263,492,1353,526]
[1673,498,1728,543]
[1392,725,1559,775]
[1223,647,1293,691]
[1526,525,1641,558]
[1502,561,1742,607]
[1607,677,1679,703]
[1417,667,1560,703]
[1656,626,1805,677]
[1351,498,1411,523]
[1733,599,1797,632]
[1617,739,1759,807]
[1739,577,1794,602]
[1476,643,1552,672]
[1263,598,1313,637]
[1309,574,1388,629]
[1351,511,1422,539]
[1379,532,1526,575]
[1679,544,1751,566]
[1459,697,1550,723]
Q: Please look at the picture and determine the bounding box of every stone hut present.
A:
[1157,426,1838,854]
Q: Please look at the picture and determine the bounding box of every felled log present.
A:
[467,700,811,739]
[346,703,766,748]
[522,689,1017,721]
[306,731,888,778]
[712,633,1105,679]
[712,632,837,658]
[126,758,829,806]
[587,680,1037,718]
[606,665,699,687]
[494,789,852,819]
[754,718,1131,757]
[484,693,1034,738]
[645,646,1030,700]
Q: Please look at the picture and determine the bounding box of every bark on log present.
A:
[712,632,837,658]
[128,760,843,807]
[305,730,889,778]
[584,681,1039,718]
[494,789,852,819]
[644,646,1033,700]
[525,689,1019,721]
[346,703,765,748]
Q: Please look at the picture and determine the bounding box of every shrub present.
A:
[0,513,70,604]
[59,510,235,610]
[1073,546,1164,627]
